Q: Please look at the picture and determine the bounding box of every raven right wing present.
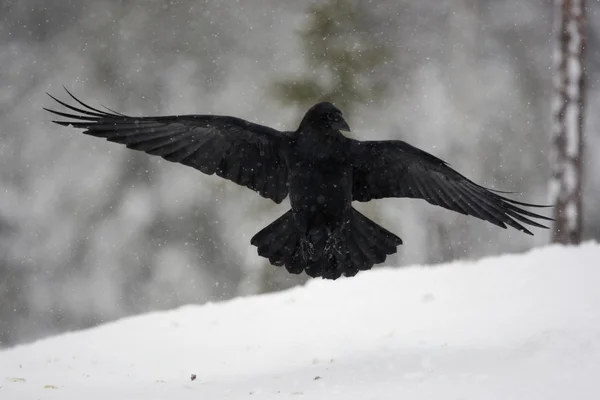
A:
[350,139,552,235]
[45,89,293,203]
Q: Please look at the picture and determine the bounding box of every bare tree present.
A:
[550,0,586,244]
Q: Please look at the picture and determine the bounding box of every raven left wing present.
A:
[350,139,552,235]
[45,89,292,203]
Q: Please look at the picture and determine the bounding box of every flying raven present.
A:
[45,89,551,280]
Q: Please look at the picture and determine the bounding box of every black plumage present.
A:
[45,89,552,279]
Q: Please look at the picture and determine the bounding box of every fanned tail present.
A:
[251,208,402,280]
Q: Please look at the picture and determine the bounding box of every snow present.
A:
[1,243,600,399]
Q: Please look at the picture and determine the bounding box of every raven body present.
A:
[45,91,551,279]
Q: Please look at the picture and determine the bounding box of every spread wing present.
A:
[45,89,292,203]
[350,139,552,235]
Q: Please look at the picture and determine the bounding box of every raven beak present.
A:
[333,118,351,132]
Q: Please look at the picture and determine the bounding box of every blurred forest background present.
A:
[1,0,600,347]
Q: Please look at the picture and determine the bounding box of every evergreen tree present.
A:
[271,0,392,119]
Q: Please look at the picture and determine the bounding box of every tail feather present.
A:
[271,232,300,268]
[345,230,370,273]
[352,209,401,252]
[252,211,293,259]
[251,210,303,274]
[351,228,378,265]
[349,209,401,267]
[251,208,403,280]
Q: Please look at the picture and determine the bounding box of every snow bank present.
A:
[1,243,600,399]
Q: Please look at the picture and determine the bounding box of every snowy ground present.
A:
[1,243,600,400]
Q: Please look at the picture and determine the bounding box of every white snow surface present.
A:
[2,243,600,399]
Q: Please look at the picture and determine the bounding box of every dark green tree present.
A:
[271,0,393,119]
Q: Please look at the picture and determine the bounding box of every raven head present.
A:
[300,102,351,133]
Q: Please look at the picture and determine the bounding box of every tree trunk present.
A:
[550,0,585,244]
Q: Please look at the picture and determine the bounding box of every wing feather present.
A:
[45,90,292,203]
[351,139,552,235]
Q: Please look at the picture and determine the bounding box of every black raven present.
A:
[45,89,551,280]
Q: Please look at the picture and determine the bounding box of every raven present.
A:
[45,89,551,279]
